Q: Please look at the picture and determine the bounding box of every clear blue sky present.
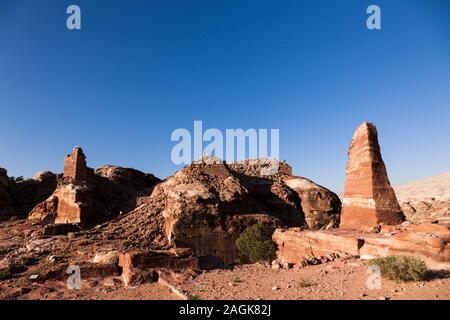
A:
[0,0,449,192]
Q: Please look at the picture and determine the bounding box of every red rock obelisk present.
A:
[63,146,88,180]
[340,122,404,231]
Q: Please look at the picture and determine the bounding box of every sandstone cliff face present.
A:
[283,176,341,230]
[340,122,404,230]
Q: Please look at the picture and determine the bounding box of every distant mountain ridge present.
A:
[394,171,450,201]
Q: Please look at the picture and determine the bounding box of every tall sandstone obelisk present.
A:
[340,122,404,231]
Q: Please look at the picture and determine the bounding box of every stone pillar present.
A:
[340,122,404,230]
[63,147,88,180]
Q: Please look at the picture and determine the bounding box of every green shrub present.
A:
[8,216,20,222]
[235,224,276,263]
[20,256,38,266]
[0,269,12,281]
[370,255,428,282]
[187,294,201,300]
[298,278,316,288]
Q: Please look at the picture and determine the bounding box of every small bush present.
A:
[20,256,38,266]
[187,294,201,300]
[298,278,316,288]
[370,255,428,282]
[0,269,12,281]
[235,224,276,263]
[8,216,20,222]
[232,277,243,284]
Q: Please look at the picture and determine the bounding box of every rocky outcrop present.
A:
[128,159,306,264]
[273,224,450,270]
[0,168,14,219]
[283,176,341,229]
[229,159,293,178]
[400,198,450,225]
[28,147,160,227]
[230,159,341,230]
[9,172,58,218]
[63,146,91,180]
[118,248,199,286]
[394,171,450,202]
[0,168,57,220]
[340,122,404,231]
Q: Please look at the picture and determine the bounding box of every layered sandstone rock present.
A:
[63,146,90,180]
[340,122,404,230]
[273,228,363,263]
[118,248,199,286]
[283,176,341,229]
[273,224,450,270]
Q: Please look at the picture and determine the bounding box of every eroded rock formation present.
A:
[340,122,404,230]
[148,159,306,263]
[273,223,450,270]
[63,147,90,180]
[0,168,14,219]
[0,168,57,220]
[29,147,160,226]
[283,176,341,229]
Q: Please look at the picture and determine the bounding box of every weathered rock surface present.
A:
[340,122,404,230]
[229,158,293,178]
[0,168,14,219]
[231,159,341,230]
[283,176,341,229]
[28,147,160,227]
[149,159,306,263]
[394,171,450,202]
[273,224,450,270]
[118,248,199,286]
[0,168,57,220]
[400,198,450,225]
[63,146,91,180]
[109,158,308,264]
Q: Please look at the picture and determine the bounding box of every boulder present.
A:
[118,249,199,286]
[283,176,341,229]
[272,228,362,264]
